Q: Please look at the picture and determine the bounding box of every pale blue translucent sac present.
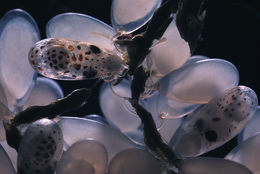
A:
[238,106,260,143]
[17,119,63,174]
[143,55,208,98]
[183,55,209,66]
[100,79,174,145]
[58,159,95,174]
[56,140,108,174]
[1,140,17,171]
[46,13,116,51]
[180,157,253,174]
[0,9,40,110]
[84,114,109,125]
[142,92,183,143]
[57,117,136,162]
[156,94,201,119]
[99,79,141,133]
[99,79,144,145]
[170,86,258,158]
[111,0,162,33]
[147,21,190,77]
[0,144,16,174]
[108,148,164,174]
[226,133,260,174]
[157,59,239,104]
[23,77,64,110]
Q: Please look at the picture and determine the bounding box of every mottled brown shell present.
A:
[29,38,128,81]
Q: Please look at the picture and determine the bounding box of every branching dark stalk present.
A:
[3,88,91,151]
[13,88,91,126]
[124,0,206,172]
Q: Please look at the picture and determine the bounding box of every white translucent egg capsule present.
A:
[99,79,141,133]
[157,59,239,104]
[108,148,164,174]
[147,21,190,77]
[111,0,162,33]
[23,77,63,110]
[46,13,116,51]
[180,157,253,174]
[170,86,258,158]
[56,140,108,174]
[238,106,260,142]
[29,38,128,82]
[0,9,39,109]
[58,117,136,162]
[17,119,63,174]
[0,144,16,174]
[226,133,260,174]
[1,140,17,171]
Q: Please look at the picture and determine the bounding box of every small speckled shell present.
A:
[29,38,128,81]
[17,119,63,174]
[170,86,258,158]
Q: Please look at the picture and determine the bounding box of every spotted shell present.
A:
[29,38,128,81]
[170,86,258,158]
[17,119,63,174]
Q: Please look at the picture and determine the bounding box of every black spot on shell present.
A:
[77,45,81,50]
[51,54,56,58]
[195,119,204,131]
[205,130,218,142]
[83,68,97,79]
[85,51,91,55]
[89,45,101,54]
[212,117,221,122]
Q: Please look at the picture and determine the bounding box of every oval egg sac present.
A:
[170,86,258,158]
[28,38,128,81]
[17,119,63,174]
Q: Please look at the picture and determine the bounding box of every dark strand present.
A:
[129,99,181,171]
[13,88,91,125]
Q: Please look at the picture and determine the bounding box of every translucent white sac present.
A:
[156,94,201,119]
[17,119,63,174]
[0,144,16,174]
[57,117,136,162]
[108,148,164,174]
[46,12,116,51]
[238,106,260,142]
[141,92,182,143]
[29,38,127,81]
[0,9,39,108]
[99,79,141,133]
[180,157,253,174]
[111,0,162,33]
[84,114,108,125]
[226,133,260,174]
[157,58,239,104]
[147,20,190,77]
[56,140,108,174]
[183,55,209,66]
[1,140,17,171]
[170,86,258,158]
[23,77,63,110]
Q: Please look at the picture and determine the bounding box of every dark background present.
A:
[1,0,259,157]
